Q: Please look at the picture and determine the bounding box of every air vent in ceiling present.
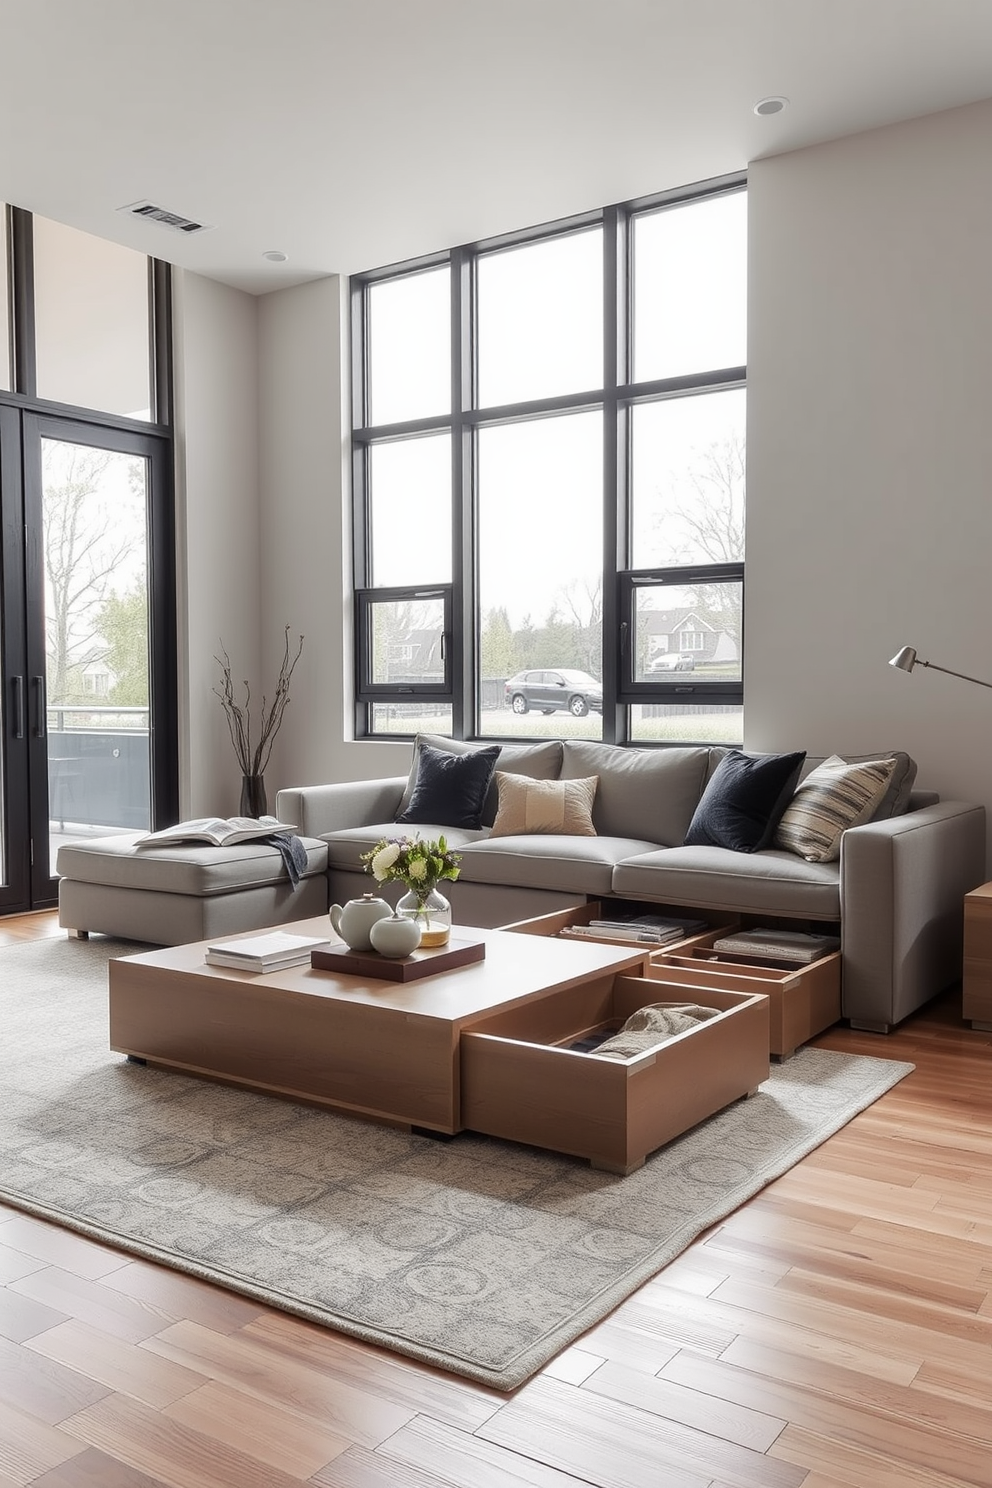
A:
[117,200,213,234]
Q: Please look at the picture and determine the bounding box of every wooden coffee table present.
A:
[109,919,651,1131]
[109,917,770,1172]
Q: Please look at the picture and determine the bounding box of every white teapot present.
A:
[329,893,392,950]
[369,912,422,959]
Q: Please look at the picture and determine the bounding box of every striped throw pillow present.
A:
[774,755,898,862]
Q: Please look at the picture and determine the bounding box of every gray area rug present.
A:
[1,936,914,1390]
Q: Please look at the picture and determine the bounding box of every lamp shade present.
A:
[889,647,918,672]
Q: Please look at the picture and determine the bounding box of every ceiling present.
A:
[2,0,991,295]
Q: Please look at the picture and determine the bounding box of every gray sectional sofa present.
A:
[277,735,987,1033]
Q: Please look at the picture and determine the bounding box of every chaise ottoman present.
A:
[56,833,330,945]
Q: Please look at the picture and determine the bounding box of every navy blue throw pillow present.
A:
[396,741,501,830]
[683,750,807,853]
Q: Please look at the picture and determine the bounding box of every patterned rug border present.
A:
[0,937,915,1389]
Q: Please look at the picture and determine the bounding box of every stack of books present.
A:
[565,913,708,947]
[710,928,840,965]
[204,930,330,973]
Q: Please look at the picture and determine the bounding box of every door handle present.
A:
[32,676,46,738]
[11,676,25,739]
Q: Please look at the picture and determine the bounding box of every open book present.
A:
[135,815,297,848]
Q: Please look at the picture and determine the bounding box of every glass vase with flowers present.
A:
[360,834,461,947]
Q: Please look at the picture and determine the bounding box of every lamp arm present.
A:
[920,659,992,691]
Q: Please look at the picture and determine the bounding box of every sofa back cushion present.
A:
[397,734,563,828]
[560,741,711,845]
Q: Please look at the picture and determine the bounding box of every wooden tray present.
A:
[311,935,486,982]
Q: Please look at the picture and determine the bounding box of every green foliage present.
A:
[361,834,461,898]
[97,585,149,705]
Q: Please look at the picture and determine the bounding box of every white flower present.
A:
[371,843,401,879]
[406,858,428,881]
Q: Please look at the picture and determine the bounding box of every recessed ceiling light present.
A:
[263,250,288,262]
[753,96,789,117]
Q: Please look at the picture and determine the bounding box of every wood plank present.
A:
[60,1392,311,1488]
[769,1424,979,1488]
[243,1311,501,1431]
[373,1413,611,1487]
[162,1380,350,1477]
[97,1260,265,1334]
[660,1341,992,1485]
[141,1320,415,1448]
[0,1328,110,1424]
[0,1396,86,1484]
[8,1269,175,1346]
[0,1288,69,1346]
[477,1374,806,1488]
[0,1218,130,1283]
[25,1320,204,1411]
[29,1446,173,1487]
[581,1358,787,1451]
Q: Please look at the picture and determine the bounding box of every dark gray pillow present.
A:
[395,741,501,830]
[684,749,807,853]
[397,734,563,826]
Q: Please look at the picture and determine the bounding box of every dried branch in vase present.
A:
[213,627,304,778]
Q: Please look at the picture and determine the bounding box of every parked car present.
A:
[647,652,696,673]
[504,668,603,717]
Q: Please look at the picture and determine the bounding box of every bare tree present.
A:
[666,433,745,654]
[43,446,140,704]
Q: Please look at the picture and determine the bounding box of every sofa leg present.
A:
[848,1018,893,1035]
[67,928,90,940]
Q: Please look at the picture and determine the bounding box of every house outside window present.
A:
[351,175,746,747]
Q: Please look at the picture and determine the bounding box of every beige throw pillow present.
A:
[489,772,599,838]
[774,754,898,862]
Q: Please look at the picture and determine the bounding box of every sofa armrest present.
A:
[840,800,987,1029]
[275,778,406,838]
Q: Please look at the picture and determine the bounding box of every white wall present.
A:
[257,277,413,794]
[172,269,261,816]
[175,95,992,854]
[746,98,992,857]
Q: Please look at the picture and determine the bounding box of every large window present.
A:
[352,176,746,746]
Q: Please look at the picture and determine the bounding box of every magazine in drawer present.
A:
[646,947,842,1059]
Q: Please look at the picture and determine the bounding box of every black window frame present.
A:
[351,172,746,746]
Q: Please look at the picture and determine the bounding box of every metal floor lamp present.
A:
[889,647,992,691]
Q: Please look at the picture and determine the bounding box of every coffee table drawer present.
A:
[460,976,769,1174]
[647,945,841,1059]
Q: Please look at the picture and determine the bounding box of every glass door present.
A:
[0,407,30,910]
[17,414,175,907]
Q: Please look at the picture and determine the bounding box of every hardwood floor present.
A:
[2,909,991,1486]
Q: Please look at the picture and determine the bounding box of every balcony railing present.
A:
[48,705,150,831]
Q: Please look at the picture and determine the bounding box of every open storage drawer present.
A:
[460,975,769,1175]
[647,939,841,1059]
[501,899,739,955]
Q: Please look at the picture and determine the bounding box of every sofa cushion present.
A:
[398,735,564,827]
[613,845,841,921]
[489,772,598,838]
[684,750,806,852]
[396,740,500,829]
[774,754,898,862]
[321,822,489,873]
[837,751,917,820]
[458,834,662,897]
[560,741,711,846]
[55,832,329,897]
